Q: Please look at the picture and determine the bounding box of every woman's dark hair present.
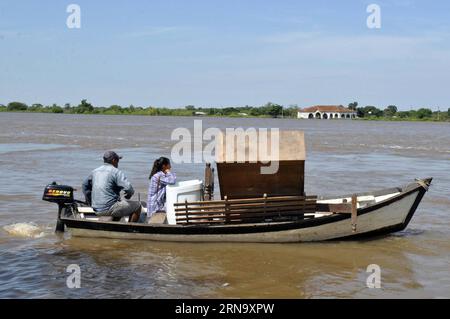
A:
[149,157,171,179]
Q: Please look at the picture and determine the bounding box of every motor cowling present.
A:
[42,182,74,204]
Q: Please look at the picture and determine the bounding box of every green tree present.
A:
[363,106,383,117]
[145,107,158,116]
[447,108,450,117]
[263,102,283,118]
[269,105,283,118]
[75,99,94,113]
[397,111,410,118]
[108,105,123,113]
[51,104,63,113]
[128,105,135,113]
[157,107,173,116]
[185,105,196,111]
[356,107,365,118]
[7,102,28,111]
[222,107,239,115]
[348,102,358,111]
[250,107,262,116]
[416,108,432,119]
[29,103,44,111]
[284,105,299,118]
[384,105,398,117]
[133,106,144,114]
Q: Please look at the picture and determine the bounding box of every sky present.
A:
[1,0,450,110]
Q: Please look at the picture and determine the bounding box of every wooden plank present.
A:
[224,196,231,223]
[176,209,310,219]
[175,199,317,208]
[177,220,225,225]
[175,204,317,216]
[176,214,226,220]
[176,211,310,221]
[173,195,317,206]
[204,163,213,201]
[175,211,225,216]
[175,201,317,212]
[175,204,225,212]
[174,201,317,212]
[177,214,308,224]
[184,199,189,224]
[175,210,316,219]
[175,201,316,212]
[177,212,322,225]
[176,209,315,220]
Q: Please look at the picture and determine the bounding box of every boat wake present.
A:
[3,223,46,238]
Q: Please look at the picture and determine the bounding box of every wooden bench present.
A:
[174,195,318,225]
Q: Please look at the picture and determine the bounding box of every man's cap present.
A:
[103,150,122,162]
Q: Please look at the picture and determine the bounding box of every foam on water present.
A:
[3,223,45,238]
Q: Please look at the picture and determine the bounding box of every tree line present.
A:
[347,102,448,121]
[0,100,294,118]
[1,100,449,121]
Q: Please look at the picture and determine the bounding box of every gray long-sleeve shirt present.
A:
[147,171,177,215]
[82,164,134,212]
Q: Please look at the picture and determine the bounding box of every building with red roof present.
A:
[297,105,357,119]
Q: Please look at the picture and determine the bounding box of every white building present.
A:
[297,105,357,119]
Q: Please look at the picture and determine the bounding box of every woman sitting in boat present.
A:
[147,157,176,220]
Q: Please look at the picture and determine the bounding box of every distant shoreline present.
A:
[2,100,449,122]
[1,109,449,123]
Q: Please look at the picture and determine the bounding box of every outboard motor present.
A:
[43,182,74,232]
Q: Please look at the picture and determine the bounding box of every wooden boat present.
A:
[44,178,430,242]
[42,131,432,243]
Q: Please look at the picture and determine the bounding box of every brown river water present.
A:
[0,112,449,298]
